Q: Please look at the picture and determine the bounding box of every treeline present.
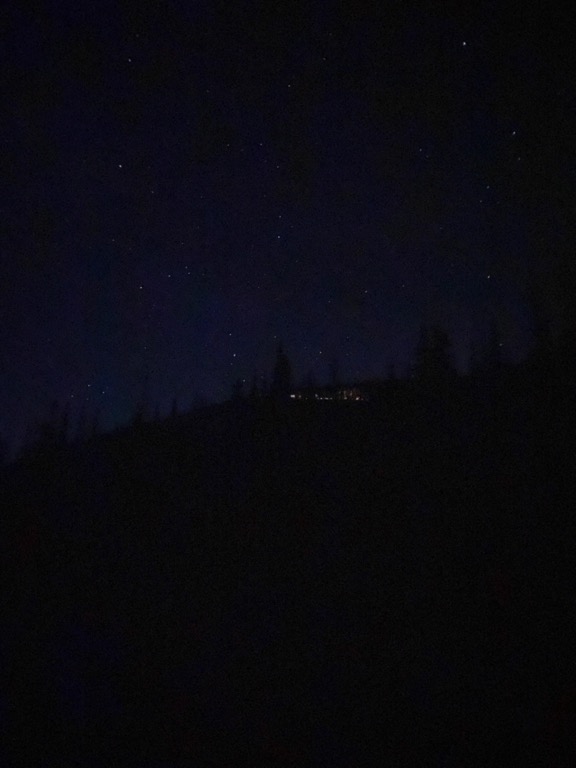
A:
[1,314,574,765]
[4,302,574,469]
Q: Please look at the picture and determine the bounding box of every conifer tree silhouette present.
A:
[413,324,431,380]
[413,324,454,384]
[75,402,88,441]
[270,343,292,399]
[249,374,259,399]
[231,377,244,401]
[485,319,505,374]
[91,407,101,436]
[301,370,316,390]
[59,403,70,445]
[329,356,340,386]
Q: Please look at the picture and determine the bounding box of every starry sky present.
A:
[1,0,575,448]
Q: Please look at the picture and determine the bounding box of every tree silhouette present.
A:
[413,324,455,385]
[192,393,208,409]
[75,402,89,441]
[132,373,150,426]
[231,377,244,402]
[430,325,454,377]
[329,356,340,386]
[413,324,430,380]
[38,399,60,445]
[59,403,70,445]
[259,376,269,398]
[249,374,260,400]
[270,343,292,399]
[485,319,505,375]
[91,407,101,436]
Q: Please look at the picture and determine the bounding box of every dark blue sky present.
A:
[1,0,574,449]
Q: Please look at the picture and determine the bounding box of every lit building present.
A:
[290,385,368,402]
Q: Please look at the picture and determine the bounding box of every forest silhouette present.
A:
[1,309,575,766]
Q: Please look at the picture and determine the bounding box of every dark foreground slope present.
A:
[1,381,574,766]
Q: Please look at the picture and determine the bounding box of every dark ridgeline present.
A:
[1,326,575,766]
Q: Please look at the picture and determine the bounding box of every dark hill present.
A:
[1,384,574,766]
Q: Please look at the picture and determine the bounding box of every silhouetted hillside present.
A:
[1,374,574,766]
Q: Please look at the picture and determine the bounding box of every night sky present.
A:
[2,0,575,449]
